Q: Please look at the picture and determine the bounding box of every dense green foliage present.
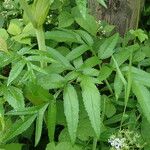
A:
[0,0,150,150]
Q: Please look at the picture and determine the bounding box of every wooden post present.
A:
[88,0,145,35]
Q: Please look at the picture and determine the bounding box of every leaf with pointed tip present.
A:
[2,115,36,143]
[63,84,79,144]
[80,77,101,138]
[7,60,26,85]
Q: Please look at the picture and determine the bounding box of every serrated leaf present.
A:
[80,77,101,138]
[75,30,94,46]
[35,103,48,146]
[63,84,79,144]
[6,103,48,115]
[37,73,66,90]
[98,33,119,59]
[47,98,57,142]
[7,60,26,85]
[3,86,25,110]
[47,47,74,70]
[66,44,89,61]
[24,82,51,105]
[132,81,150,123]
[2,115,36,143]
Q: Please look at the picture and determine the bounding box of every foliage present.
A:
[0,0,149,150]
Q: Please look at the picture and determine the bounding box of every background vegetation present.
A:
[0,0,150,150]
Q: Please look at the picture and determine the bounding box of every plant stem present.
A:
[35,26,47,68]
[92,138,97,150]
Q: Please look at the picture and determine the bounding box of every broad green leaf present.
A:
[114,73,123,100]
[47,98,57,142]
[46,142,56,150]
[45,30,83,43]
[35,103,48,146]
[58,11,74,27]
[130,29,148,43]
[7,20,21,35]
[7,60,26,85]
[66,44,89,61]
[73,56,83,69]
[72,8,98,36]
[3,86,25,110]
[98,65,112,82]
[98,33,119,59]
[47,47,74,69]
[76,0,87,18]
[111,44,139,67]
[82,68,99,77]
[0,28,9,40]
[0,37,8,53]
[132,81,150,123]
[132,51,145,63]
[24,82,51,105]
[122,66,150,88]
[63,84,79,144]
[37,73,66,90]
[75,30,94,46]
[2,115,36,143]
[97,0,107,8]
[79,56,100,70]
[80,77,101,138]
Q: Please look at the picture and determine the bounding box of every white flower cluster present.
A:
[108,136,127,150]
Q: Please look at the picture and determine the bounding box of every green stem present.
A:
[92,138,97,150]
[35,26,47,68]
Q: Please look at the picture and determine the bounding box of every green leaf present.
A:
[98,65,112,82]
[130,29,148,43]
[45,30,83,43]
[76,0,87,18]
[35,103,48,146]
[79,56,100,70]
[122,66,150,88]
[97,0,107,8]
[47,47,74,70]
[2,115,36,143]
[98,33,119,59]
[112,44,139,67]
[0,28,9,40]
[7,20,21,35]
[66,44,89,61]
[114,73,123,100]
[24,82,51,105]
[47,98,57,142]
[6,103,48,115]
[80,77,101,138]
[58,11,74,27]
[63,84,79,144]
[3,86,25,110]
[72,8,98,36]
[0,143,23,150]
[132,81,150,123]
[75,30,94,46]
[0,37,8,53]
[37,73,66,90]
[7,60,26,85]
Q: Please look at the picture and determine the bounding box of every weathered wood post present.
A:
[88,0,145,35]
